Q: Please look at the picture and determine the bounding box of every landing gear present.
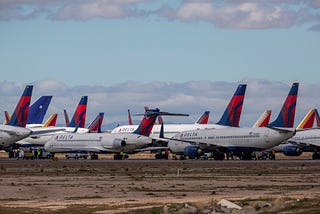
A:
[213,152,225,160]
[114,153,128,160]
[312,152,320,160]
[90,154,99,160]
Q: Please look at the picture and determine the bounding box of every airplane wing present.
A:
[29,127,67,136]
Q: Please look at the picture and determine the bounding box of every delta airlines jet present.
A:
[0,85,33,150]
[112,84,247,138]
[167,83,299,160]
[44,109,188,160]
[16,96,90,147]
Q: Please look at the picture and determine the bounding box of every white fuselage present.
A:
[286,129,320,147]
[112,123,228,138]
[17,127,89,146]
[44,132,152,154]
[0,124,32,148]
[168,127,295,154]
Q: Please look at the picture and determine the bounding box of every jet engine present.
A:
[184,146,203,157]
[283,145,302,156]
[113,138,126,148]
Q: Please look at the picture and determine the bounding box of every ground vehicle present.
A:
[65,152,88,159]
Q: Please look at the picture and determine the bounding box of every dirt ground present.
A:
[0,151,320,213]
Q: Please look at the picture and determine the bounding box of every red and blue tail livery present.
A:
[7,85,33,127]
[133,108,159,136]
[69,96,88,128]
[217,84,246,127]
[88,112,104,133]
[269,83,299,128]
[195,111,210,124]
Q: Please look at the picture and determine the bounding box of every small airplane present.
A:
[44,108,188,160]
[0,85,33,150]
[112,84,247,138]
[166,82,299,160]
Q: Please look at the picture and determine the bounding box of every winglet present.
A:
[217,84,246,127]
[64,109,70,127]
[269,82,299,128]
[7,85,33,127]
[252,110,271,128]
[159,122,164,138]
[128,109,133,125]
[69,96,88,128]
[296,109,316,130]
[4,111,10,125]
[195,111,210,124]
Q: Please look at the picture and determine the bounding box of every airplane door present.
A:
[264,129,270,143]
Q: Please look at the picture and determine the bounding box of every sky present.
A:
[0,0,320,129]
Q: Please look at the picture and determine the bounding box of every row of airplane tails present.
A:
[2,82,320,160]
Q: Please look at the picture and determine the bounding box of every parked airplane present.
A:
[275,109,320,159]
[0,85,33,150]
[44,108,188,160]
[15,96,90,147]
[167,82,299,160]
[112,84,246,138]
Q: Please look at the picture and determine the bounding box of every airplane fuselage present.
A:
[112,123,228,138]
[44,132,152,154]
[168,127,295,154]
[0,124,31,149]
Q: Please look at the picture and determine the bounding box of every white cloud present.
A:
[1,79,319,130]
[1,0,319,31]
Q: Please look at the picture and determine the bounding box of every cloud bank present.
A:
[0,0,320,30]
[0,79,319,130]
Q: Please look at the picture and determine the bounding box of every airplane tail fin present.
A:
[88,113,104,133]
[128,109,133,125]
[216,84,247,127]
[64,109,70,127]
[68,96,88,128]
[133,108,188,136]
[252,110,271,128]
[43,113,58,127]
[296,109,316,130]
[27,96,52,124]
[269,83,299,128]
[315,109,320,128]
[133,109,160,136]
[4,111,11,125]
[7,85,33,127]
[195,111,210,124]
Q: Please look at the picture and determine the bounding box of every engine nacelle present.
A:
[283,145,302,156]
[113,138,126,148]
[184,146,203,157]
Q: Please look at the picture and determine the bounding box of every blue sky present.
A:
[0,1,320,128]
